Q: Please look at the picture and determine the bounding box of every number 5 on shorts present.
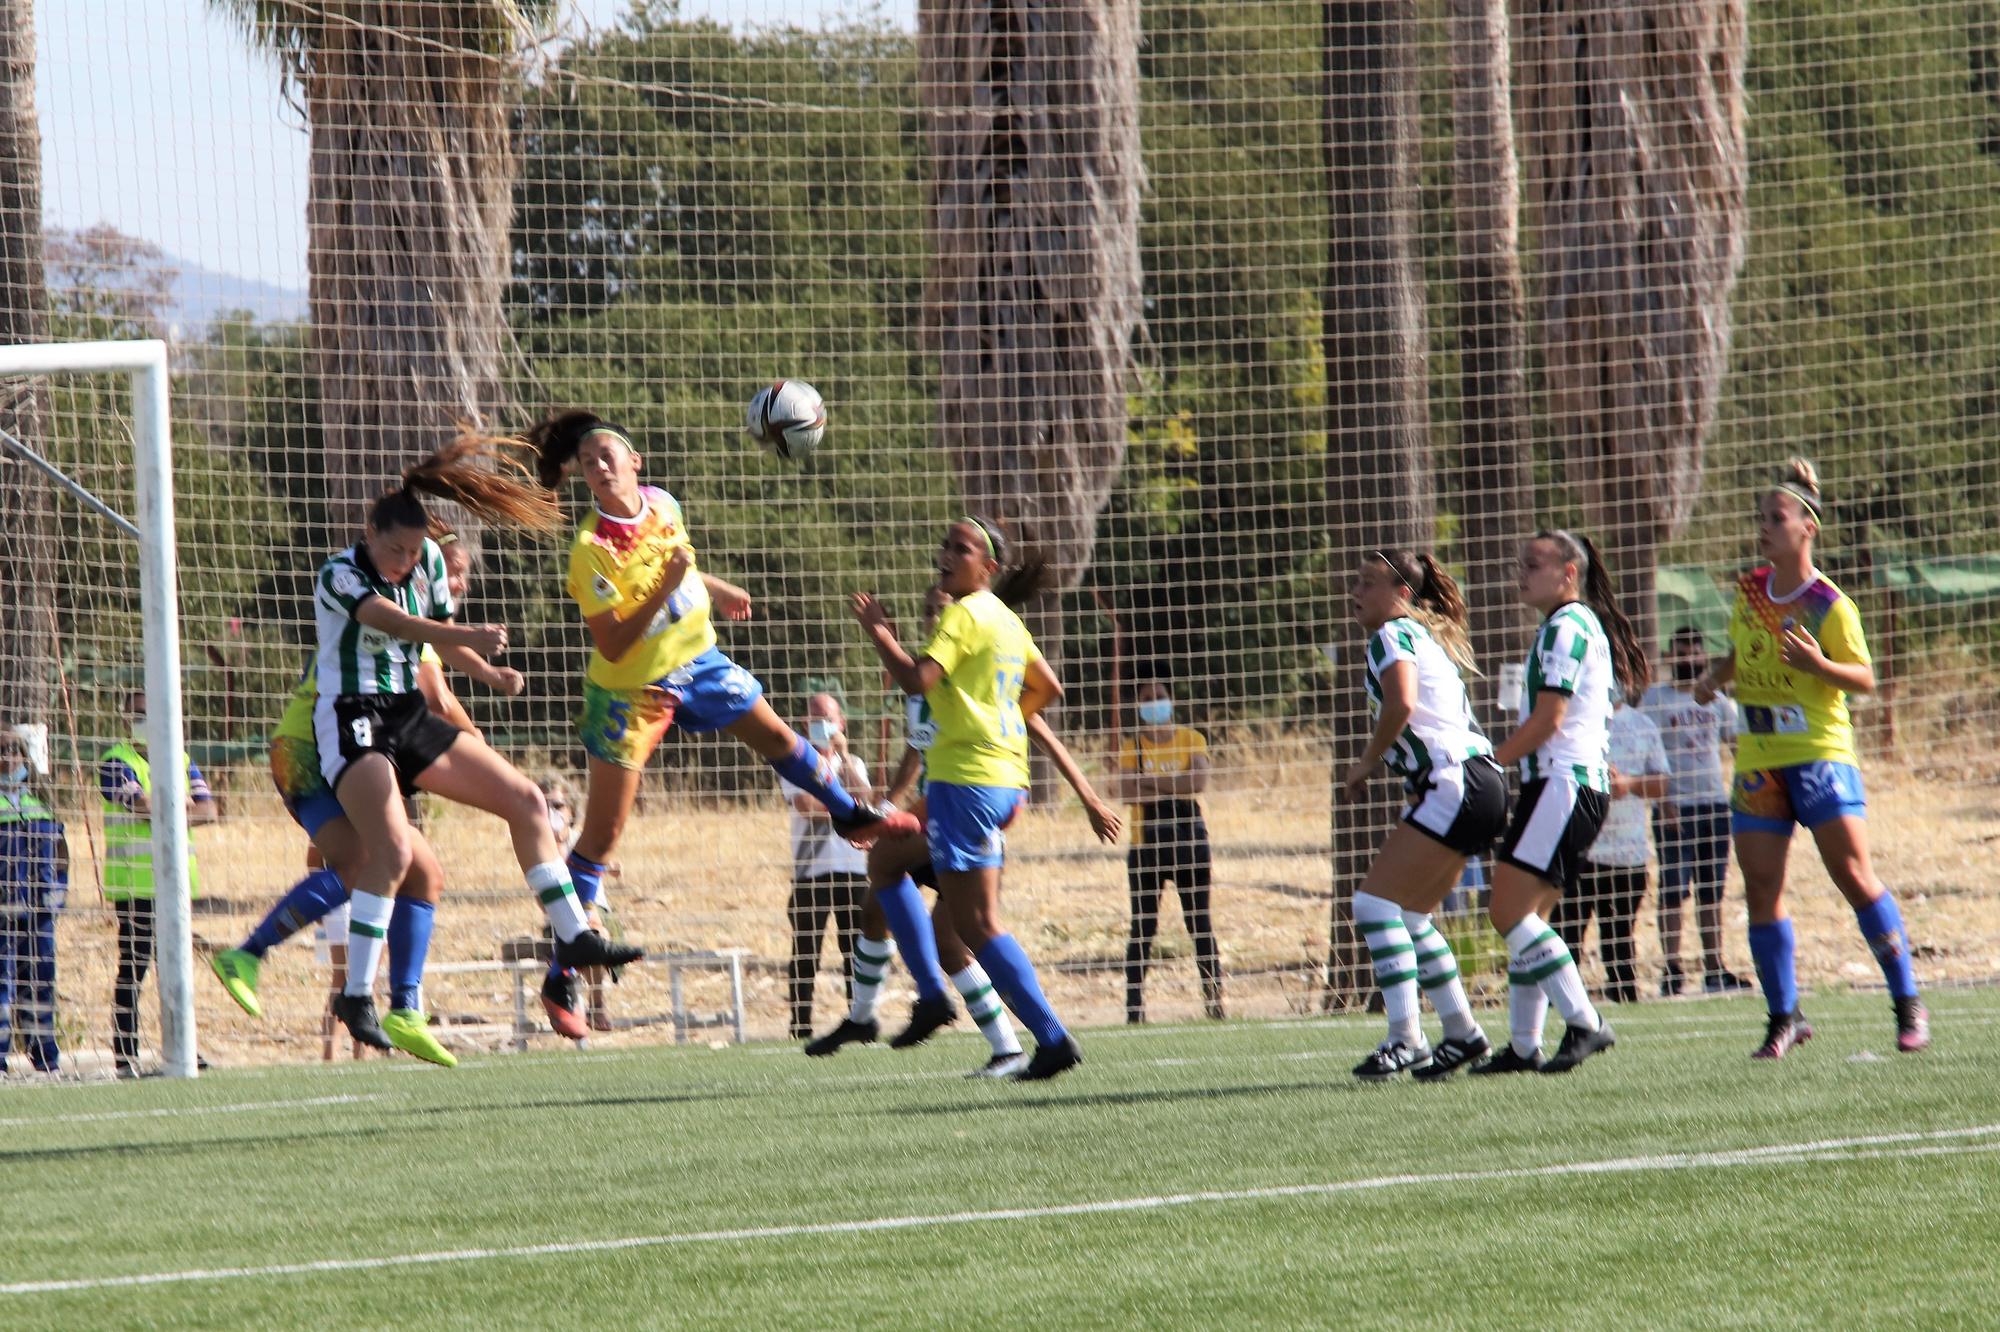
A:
[603,699,632,742]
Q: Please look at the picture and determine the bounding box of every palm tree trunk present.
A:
[1322,1,1433,1008]
[0,0,54,726]
[1518,0,1748,654]
[1450,0,1533,709]
[919,0,1144,792]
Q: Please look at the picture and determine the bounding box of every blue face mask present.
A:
[1,763,27,788]
[1137,698,1174,727]
[808,718,840,748]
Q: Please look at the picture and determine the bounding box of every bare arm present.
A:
[703,573,753,621]
[851,593,945,697]
[1019,654,1062,721]
[1781,626,1876,694]
[1493,690,1569,769]
[417,656,480,737]
[1692,651,1735,704]
[583,549,688,664]
[353,598,506,657]
[1340,658,1414,799]
[885,746,926,808]
[1027,714,1122,844]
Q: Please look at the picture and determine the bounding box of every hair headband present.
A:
[1775,483,1823,521]
[1371,550,1416,594]
[959,516,996,559]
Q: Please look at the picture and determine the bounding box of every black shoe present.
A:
[331,994,395,1051]
[1412,1031,1492,1081]
[829,802,921,847]
[1351,1039,1433,1082]
[1704,968,1754,995]
[1013,1034,1082,1082]
[1752,1008,1813,1060]
[1659,961,1686,998]
[1469,1043,1545,1075]
[554,929,644,971]
[804,1017,878,1057]
[1895,995,1931,1053]
[968,1052,1030,1078]
[888,996,957,1049]
[1541,1021,1616,1073]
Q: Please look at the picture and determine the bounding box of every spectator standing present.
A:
[779,694,873,1039]
[98,690,217,1077]
[0,726,66,1075]
[1550,698,1668,1005]
[1642,626,1751,995]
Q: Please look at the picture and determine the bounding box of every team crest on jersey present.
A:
[592,572,619,604]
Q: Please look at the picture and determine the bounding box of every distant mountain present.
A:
[165,258,307,334]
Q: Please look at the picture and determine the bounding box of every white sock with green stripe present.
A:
[1505,914,1601,1035]
[952,962,1022,1057]
[848,936,894,1023]
[342,891,394,998]
[1355,892,1421,1046]
[1404,911,1478,1043]
[527,861,589,942]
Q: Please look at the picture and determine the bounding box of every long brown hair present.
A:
[523,409,632,489]
[1536,529,1650,700]
[1372,549,1477,676]
[367,433,562,536]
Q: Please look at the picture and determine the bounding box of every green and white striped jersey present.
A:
[313,540,456,697]
[1363,617,1492,779]
[1518,600,1614,791]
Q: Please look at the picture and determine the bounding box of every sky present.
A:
[34,0,916,292]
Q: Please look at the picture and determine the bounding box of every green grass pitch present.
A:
[2,990,1993,1329]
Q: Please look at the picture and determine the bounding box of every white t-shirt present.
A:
[1585,706,1669,868]
[1639,682,1737,806]
[780,751,870,879]
[1518,601,1616,792]
[1363,617,1492,779]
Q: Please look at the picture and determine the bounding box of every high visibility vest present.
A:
[0,789,55,827]
[99,742,200,902]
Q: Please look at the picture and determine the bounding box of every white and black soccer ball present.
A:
[745,379,827,462]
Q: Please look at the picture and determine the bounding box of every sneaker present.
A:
[804,1017,878,1057]
[1412,1031,1492,1081]
[969,1052,1029,1079]
[1352,1039,1433,1081]
[1013,1034,1083,1082]
[1659,960,1687,998]
[1751,1009,1812,1060]
[540,970,588,1041]
[331,994,395,1051]
[888,996,957,1050]
[1703,969,1754,995]
[553,929,644,972]
[210,948,264,1019]
[1541,1021,1616,1073]
[1468,1044,1545,1075]
[1894,996,1931,1053]
[382,1009,458,1068]
[829,802,922,848]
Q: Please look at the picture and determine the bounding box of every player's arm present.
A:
[702,573,752,621]
[583,549,688,664]
[352,596,506,658]
[1494,691,1568,769]
[1027,714,1121,844]
[1780,623,1875,694]
[418,655,480,735]
[1693,650,1736,703]
[1019,654,1062,721]
[885,747,925,809]
[851,593,945,697]
[1343,658,1414,798]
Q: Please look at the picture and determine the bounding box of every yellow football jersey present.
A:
[1727,566,1870,770]
[920,590,1042,789]
[565,486,716,690]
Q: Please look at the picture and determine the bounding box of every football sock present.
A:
[952,962,1022,1057]
[1506,914,1601,1034]
[387,898,435,1013]
[974,933,1067,1048]
[1355,892,1421,1046]
[1405,910,1478,1042]
[1853,894,1919,1000]
[342,891,395,998]
[878,877,949,1003]
[241,868,345,958]
[769,735,859,822]
[528,861,589,943]
[848,935,894,1023]
[1748,919,1799,1016]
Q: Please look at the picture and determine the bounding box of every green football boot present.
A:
[210,948,263,1019]
[383,1008,458,1069]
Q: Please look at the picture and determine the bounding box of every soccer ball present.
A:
[745,379,827,462]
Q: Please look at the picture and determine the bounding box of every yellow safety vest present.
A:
[99,742,200,902]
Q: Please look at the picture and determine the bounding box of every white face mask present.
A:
[1137,698,1174,727]
[808,718,840,748]
[131,718,149,744]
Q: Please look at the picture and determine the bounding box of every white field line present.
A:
[0,1093,382,1130]
[6,1122,1997,1298]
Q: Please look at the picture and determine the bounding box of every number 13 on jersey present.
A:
[995,668,1026,739]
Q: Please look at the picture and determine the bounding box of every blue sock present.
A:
[566,851,607,908]
[242,869,346,958]
[878,876,949,1003]
[975,933,1068,1047]
[1748,919,1799,1017]
[1853,894,1918,999]
[768,735,858,822]
[387,898,436,1013]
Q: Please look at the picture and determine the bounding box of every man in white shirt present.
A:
[1549,699,1668,1005]
[779,693,873,1039]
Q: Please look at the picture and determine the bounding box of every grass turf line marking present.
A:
[6,1121,1997,1297]
[0,1093,383,1129]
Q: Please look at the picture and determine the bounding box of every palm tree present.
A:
[1321,1,1433,1007]
[1517,0,1749,652]
[918,0,1144,784]
[214,1,552,531]
[0,0,54,727]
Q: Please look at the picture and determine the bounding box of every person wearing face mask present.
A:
[778,693,874,1039]
[1,727,66,1076]
[1641,625,1749,997]
[99,690,219,1077]
[1111,674,1222,1024]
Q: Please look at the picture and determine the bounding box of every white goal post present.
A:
[0,338,197,1079]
